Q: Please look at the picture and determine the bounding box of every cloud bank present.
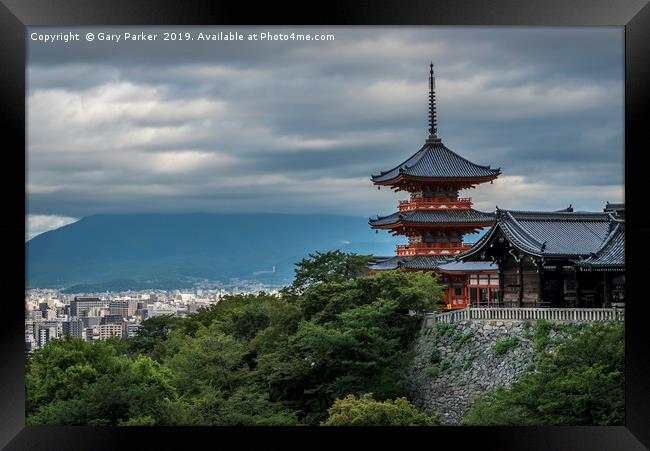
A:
[28,27,624,236]
[27,214,78,240]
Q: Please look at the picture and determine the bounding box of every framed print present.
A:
[1,0,649,449]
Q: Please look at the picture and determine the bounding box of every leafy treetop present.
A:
[287,250,372,294]
[321,393,439,426]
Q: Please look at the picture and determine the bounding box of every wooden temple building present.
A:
[368,64,500,309]
[458,206,625,308]
[368,63,625,311]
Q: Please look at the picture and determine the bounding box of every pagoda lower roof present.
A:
[371,140,500,184]
[368,255,452,271]
[369,209,495,228]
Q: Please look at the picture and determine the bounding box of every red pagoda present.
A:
[369,63,500,309]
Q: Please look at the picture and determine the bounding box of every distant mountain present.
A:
[26,213,397,291]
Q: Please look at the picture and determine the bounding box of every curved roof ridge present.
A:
[459,213,545,259]
[593,220,624,256]
[503,209,610,222]
[459,206,619,261]
[578,220,624,267]
[371,141,500,183]
[500,210,545,253]
[368,254,454,271]
[435,141,499,172]
[456,222,500,260]
[368,211,400,223]
[370,144,428,179]
[505,209,607,216]
[606,212,625,223]
[369,208,495,227]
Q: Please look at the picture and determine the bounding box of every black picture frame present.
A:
[1,1,648,449]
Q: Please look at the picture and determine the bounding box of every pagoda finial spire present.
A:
[427,62,441,143]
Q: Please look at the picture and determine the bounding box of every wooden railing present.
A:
[424,307,624,327]
[399,197,472,211]
[396,242,472,256]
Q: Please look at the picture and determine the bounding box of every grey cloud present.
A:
[26,214,79,240]
[27,26,623,223]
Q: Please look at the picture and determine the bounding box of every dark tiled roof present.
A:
[401,255,454,269]
[368,255,452,271]
[369,209,495,227]
[437,261,498,272]
[371,141,500,183]
[456,225,495,260]
[604,202,625,212]
[577,222,625,268]
[366,256,394,267]
[459,207,617,259]
[368,255,403,270]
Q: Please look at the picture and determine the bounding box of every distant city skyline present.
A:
[27,26,624,239]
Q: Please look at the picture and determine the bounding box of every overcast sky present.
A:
[27,26,624,239]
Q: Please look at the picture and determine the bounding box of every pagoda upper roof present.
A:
[371,140,501,184]
[459,207,620,260]
[369,208,495,228]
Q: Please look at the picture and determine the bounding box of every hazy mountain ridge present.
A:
[26,213,397,290]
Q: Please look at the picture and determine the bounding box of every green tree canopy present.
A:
[462,321,624,426]
[26,253,449,426]
[321,394,438,426]
[126,314,179,360]
[254,270,444,424]
[287,250,372,294]
[161,295,301,426]
[27,339,178,426]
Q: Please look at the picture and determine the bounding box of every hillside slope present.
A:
[26,213,397,290]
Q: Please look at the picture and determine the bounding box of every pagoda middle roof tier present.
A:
[371,140,500,185]
[369,208,495,228]
[368,256,501,272]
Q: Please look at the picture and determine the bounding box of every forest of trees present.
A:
[463,321,624,426]
[26,251,625,426]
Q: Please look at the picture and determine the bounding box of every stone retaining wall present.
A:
[407,319,536,424]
